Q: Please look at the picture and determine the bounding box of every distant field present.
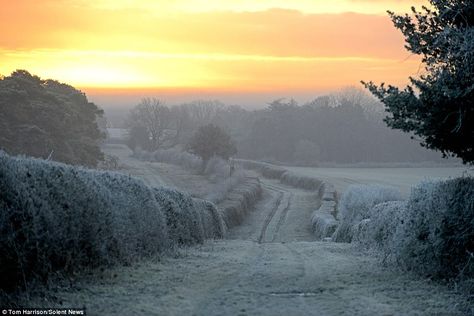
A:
[285,166,473,197]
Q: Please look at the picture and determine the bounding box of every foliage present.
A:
[392,178,474,280]
[0,151,223,293]
[126,125,150,151]
[353,201,407,254]
[332,184,403,242]
[125,99,229,151]
[0,70,105,167]
[120,89,448,165]
[239,96,446,164]
[354,177,474,290]
[363,1,474,164]
[187,124,237,163]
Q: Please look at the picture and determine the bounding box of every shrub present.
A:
[312,183,338,240]
[353,177,474,292]
[332,184,402,242]
[0,151,222,293]
[391,178,474,280]
[218,177,262,229]
[353,201,407,255]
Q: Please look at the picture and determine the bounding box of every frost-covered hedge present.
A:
[332,184,402,242]
[280,172,323,191]
[135,149,249,204]
[354,177,474,286]
[0,152,223,292]
[352,201,407,254]
[236,159,325,191]
[152,148,202,171]
[393,178,473,280]
[218,177,262,229]
[235,159,286,179]
[312,183,338,240]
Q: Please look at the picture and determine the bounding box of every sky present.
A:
[0,0,427,107]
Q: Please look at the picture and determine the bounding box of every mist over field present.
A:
[1,0,473,315]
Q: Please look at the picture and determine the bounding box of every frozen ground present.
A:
[51,151,468,315]
[286,166,472,197]
[103,144,214,198]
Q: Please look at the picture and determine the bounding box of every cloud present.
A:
[0,1,421,91]
[0,5,408,59]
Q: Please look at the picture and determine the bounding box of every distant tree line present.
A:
[125,88,449,165]
[0,70,105,167]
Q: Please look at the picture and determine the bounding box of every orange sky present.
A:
[0,0,427,104]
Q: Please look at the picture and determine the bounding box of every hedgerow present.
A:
[0,151,223,293]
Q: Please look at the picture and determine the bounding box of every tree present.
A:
[187,124,237,163]
[127,98,173,151]
[363,1,474,164]
[0,70,105,167]
[126,125,150,151]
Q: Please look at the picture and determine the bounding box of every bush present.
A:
[312,183,338,240]
[153,188,224,245]
[391,178,474,280]
[353,201,407,255]
[353,177,474,292]
[218,177,262,229]
[332,184,402,242]
[0,151,223,293]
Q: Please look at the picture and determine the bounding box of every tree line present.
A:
[125,88,450,165]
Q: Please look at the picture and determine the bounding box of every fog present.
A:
[108,88,457,166]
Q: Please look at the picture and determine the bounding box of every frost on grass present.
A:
[0,151,223,293]
[332,184,402,242]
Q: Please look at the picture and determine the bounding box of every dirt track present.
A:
[54,158,467,315]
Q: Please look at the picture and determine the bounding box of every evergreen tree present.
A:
[363,1,474,164]
[0,70,105,166]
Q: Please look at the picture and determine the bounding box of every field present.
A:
[285,166,472,196]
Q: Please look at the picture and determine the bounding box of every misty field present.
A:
[285,166,472,196]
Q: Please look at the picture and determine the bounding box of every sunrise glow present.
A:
[0,0,427,94]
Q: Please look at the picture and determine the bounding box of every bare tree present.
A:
[127,98,173,151]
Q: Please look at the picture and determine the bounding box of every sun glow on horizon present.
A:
[0,0,428,94]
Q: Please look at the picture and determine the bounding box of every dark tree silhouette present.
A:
[0,70,105,166]
[187,124,237,163]
[363,1,474,164]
